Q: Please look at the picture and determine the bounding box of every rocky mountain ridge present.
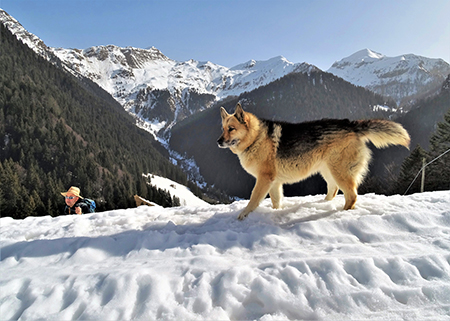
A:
[1,9,317,137]
[2,9,449,135]
[327,49,450,108]
[51,46,317,135]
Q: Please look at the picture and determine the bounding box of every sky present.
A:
[1,0,449,71]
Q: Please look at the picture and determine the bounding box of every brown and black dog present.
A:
[218,103,410,220]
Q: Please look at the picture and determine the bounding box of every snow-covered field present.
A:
[1,191,450,320]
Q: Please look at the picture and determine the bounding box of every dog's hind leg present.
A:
[330,170,357,209]
[335,165,363,210]
[269,182,283,209]
[321,167,339,201]
[341,182,358,210]
[328,141,370,210]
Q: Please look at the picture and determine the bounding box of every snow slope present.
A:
[144,174,208,207]
[50,46,316,135]
[1,191,450,320]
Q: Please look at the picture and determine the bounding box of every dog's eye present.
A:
[228,127,235,132]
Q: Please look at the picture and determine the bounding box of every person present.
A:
[61,186,90,215]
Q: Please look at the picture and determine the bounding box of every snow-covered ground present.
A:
[1,191,450,320]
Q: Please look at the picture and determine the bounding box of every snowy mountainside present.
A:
[51,46,317,134]
[144,173,208,207]
[1,8,316,137]
[0,9,53,61]
[328,49,450,108]
[1,191,450,320]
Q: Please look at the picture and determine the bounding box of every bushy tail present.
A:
[357,120,410,149]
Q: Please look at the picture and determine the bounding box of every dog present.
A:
[217,103,410,220]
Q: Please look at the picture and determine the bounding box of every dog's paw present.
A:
[237,210,249,220]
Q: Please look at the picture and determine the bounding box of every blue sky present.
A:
[2,0,449,70]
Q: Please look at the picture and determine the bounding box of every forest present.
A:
[0,24,199,219]
[392,77,450,194]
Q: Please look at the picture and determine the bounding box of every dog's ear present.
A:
[220,107,229,121]
[234,103,246,124]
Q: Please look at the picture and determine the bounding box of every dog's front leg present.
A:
[238,176,273,220]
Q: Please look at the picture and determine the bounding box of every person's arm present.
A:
[75,201,89,214]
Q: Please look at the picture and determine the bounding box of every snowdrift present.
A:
[1,192,450,320]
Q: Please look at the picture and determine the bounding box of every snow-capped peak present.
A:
[349,48,385,61]
[328,49,450,107]
[0,8,52,60]
[329,49,385,71]
[231,55,293,71]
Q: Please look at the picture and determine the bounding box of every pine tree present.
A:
[426,109,450,191]
[393,145,427,195]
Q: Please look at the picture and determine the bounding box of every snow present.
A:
[327,49,450,105]
[51,47,314,103]
[2,191,450,320]
[144,174,208,207]
[48,45,317,139]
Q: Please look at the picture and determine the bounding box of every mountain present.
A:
[327,49,450,109]
[0,10,300,133]
[51,47,317,135]
[3,9,449,133]
[1,9,317,138]
[0,22,193,219]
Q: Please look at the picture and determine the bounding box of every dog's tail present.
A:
[357,120,410,149]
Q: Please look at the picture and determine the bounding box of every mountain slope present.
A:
[51,46,317,135]
[0,9,316,136]
[328,49,450,108]
[0,8,53,60]
[0,22,189,218]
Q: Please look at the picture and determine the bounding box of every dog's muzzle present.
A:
[217,137,226,148]
[217,137,238,148]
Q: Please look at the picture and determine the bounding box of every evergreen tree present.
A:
[426,109,450,191]
[393,145,427,195]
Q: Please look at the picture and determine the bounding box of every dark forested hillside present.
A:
[0,24,189,218]
[391,75,450,194]
[170,70,398,198]
[366,74,450,193]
